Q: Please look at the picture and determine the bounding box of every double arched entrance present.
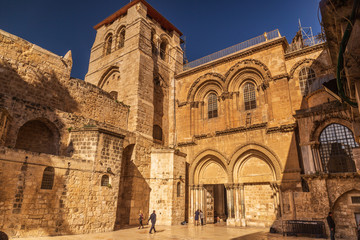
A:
[189,144,282,227]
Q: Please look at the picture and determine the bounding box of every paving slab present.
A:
[13,225,325,240]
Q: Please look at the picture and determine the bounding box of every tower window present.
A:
[118,28,125,49]
[160,40,167,60]
[101,175,110,186]
[299,67,316,96]
[153,125,163,141]
[41,167,55,190]
[208,93,218,119]
[244,82,256,110]
[105,34,113,55]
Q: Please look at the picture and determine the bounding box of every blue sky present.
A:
[0,0,322,79]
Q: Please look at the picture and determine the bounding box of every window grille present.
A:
[319,124,358,173]
[351,196,360,204]
[41,167,55,190]
[153,125,163,141]
[101,175,109,186]
[299,67,316,96]
[208,93,218,119]
[244,82,256,110]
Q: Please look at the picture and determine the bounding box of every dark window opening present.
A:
[41,167,55,190]
[153,125,163,141]
[118,29,125,49]
[105,34,113,55]
[160,40,167,60]
[101,175,109,186]
[177,182,181,197]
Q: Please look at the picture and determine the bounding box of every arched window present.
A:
[244,82,256,110]
[208,93,218,119]
[319,124,358,173]
[299,67,316,96]
[153,125,163,141]
[41,167,55,190]
[160,39,167,60]
[177,182,181,197]
[118,28,125,49]
[101,175,110,186]
[105,34,113,55]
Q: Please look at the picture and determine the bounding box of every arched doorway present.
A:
[332,189,360,239]
[191,153,229,224]
[15,118,59,155]
[233,155,277,227]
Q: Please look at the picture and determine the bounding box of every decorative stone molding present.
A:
[284,43,326,60]
[266,123,297,134]
[224,58,272,80]
[272,73,289,82]
[186,72,225,102]
[177,141,196,147]
[215,122,267,136]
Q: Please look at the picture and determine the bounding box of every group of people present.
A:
[194,209,204,225]
[138,210,157,234]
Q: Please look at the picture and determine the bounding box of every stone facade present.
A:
[1,0,360,239]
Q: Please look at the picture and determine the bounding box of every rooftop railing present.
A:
[183,29,281,70]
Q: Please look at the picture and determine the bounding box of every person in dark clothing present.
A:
[357,222,360,240]
[326,212,335,240]
[138,210,144,229]
[194,209,199,226]
[148,210,157,234]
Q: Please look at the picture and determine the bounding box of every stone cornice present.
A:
[294,101,349,119]
[215,122,268,136]
[71,127,125,139]
[302,172,360,180]
[176,37,287,79]
[284,42,327,60]
[266,123,297,134]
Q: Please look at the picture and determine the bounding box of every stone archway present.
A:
[190,152,229,225]
[15,118,60,155]
[332,189,360,239]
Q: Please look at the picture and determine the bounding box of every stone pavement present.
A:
[14,225,325,240]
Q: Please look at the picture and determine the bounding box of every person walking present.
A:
[326,212,335,240]
[138,210,144,229]
[148,210,157,234]
[200,210,204,225]
[194,209,199,226]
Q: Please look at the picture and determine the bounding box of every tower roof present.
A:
[93,0,182,36]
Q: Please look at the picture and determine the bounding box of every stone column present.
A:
[234,184,241,226]
[189,185,195,224]
[240,183,246,226]
[225,184,235,226]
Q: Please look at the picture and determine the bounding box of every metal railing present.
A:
[283,220,326,238]
[183,29,281,70]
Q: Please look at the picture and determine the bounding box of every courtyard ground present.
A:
[14,225,325,240]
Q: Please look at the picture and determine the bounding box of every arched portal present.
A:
[233,155,277,227]
[191,153,229,224]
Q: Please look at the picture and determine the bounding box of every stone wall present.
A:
[0,128,124,238]
[149,149,186,225]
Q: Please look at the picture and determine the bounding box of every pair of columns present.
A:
[189,183,281,226]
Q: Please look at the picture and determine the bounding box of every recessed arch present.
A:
[116,25,126,49]
[190,149,229,185]
[229,143,282,181]
[98,66,120,89]
[226,67,265,93]
[224,59,272,91]
[186,73,225,102]
[15,118,60,155]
